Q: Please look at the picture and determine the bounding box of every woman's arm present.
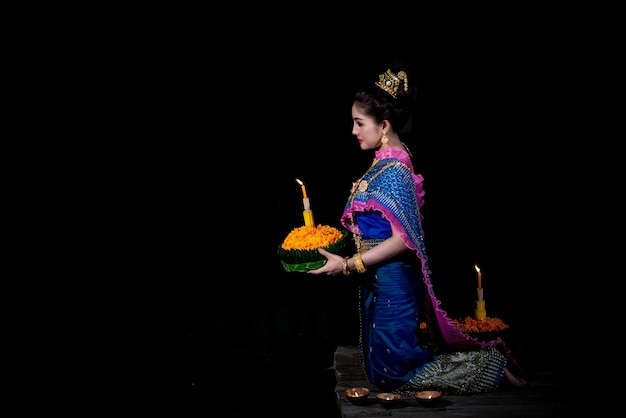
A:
[356,229,408,267]
[307,229,409,275]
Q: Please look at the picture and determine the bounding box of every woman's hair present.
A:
[353,65,419,133]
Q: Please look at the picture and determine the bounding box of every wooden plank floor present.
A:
[334,343,585,418]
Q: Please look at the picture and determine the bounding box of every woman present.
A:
[308,65,527,394]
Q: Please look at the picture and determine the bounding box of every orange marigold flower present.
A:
[281,225,344,251]
[452,316,509,333]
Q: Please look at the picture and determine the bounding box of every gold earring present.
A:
[381,133,389,149]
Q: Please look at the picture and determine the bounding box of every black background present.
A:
[114,20,589,322]
[94,8,607,412]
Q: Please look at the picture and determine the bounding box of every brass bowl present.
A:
[415,390,442,406]
[345,387,370,404]
[376,392,401,406]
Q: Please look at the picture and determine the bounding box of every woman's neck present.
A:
[375,145,409,162]
[385,132,402,148]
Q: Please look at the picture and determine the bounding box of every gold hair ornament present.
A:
[375,69,408,99]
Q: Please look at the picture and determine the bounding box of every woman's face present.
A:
[351,103,383,151]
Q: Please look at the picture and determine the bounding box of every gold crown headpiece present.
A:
[375,69,408,99]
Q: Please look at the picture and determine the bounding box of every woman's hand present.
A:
[307,248,344,275]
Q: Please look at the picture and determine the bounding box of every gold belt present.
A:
[360,238,386,252]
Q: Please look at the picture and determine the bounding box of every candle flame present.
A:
[428,395,432,399]
[474,263,480,273]
[296,178,309,199]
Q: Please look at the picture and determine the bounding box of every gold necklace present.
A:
[350,159,379,195]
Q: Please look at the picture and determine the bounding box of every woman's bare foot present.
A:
[503,367,528,388]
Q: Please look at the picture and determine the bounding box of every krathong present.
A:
[278,225,350,272]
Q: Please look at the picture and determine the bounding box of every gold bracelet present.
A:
[342,256,351,276]
[353,252,366,273]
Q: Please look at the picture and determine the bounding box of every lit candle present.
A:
[474,263,482,289]
[296,178,314,226]
[474,263,486,319]
[296,178,307,199]
[299,181,308,199]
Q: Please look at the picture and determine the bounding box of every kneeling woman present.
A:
[309,65,527,394]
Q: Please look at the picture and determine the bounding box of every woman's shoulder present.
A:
[369,159,414,189]
[376,158,411,173]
